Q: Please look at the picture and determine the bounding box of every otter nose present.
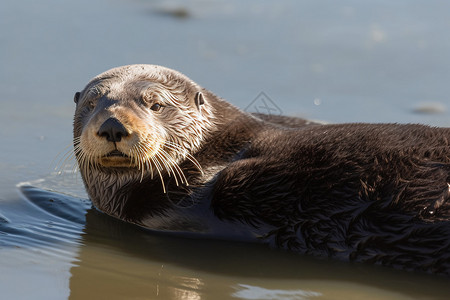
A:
[97,118,129,142]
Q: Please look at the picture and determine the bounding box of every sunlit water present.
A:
[1,0,449,299]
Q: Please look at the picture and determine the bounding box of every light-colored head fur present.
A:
[73,65,216,213]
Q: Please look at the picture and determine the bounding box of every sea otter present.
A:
[73,64,450,275]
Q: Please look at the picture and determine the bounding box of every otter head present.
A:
[73,65,214,202]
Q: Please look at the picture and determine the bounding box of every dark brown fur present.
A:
[74,65,450,276]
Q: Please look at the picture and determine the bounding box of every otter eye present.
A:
[87,99,96,109]
[150,103,163,112]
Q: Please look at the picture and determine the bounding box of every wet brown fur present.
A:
[74,65,450,276]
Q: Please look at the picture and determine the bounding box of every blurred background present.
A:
[1,0,449,299]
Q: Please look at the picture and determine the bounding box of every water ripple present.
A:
[0,185,89,255]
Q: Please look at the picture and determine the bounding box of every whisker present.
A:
[159,148,188,186]
[61,150,76,167]
[164,141,203,174]
[54,150,74,176]
[136,142,155,180]
[134,143,154,181]
[52,141,76,170]
[52,137,83,176]
[151,156,166,193]
[155,150,179,186]
[138,140,187,187]
[138,148,147,183]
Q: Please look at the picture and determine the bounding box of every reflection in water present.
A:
[169,276,203,300]
[232,284,321,300]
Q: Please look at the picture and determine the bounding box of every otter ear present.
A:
[74,92,81,104]
[194,91,205,111]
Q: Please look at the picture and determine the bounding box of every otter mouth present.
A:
[105,150,129,158]
[100,150,133,167]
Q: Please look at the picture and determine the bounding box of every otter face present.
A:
[73,65,213,184]
[73,80,166,171]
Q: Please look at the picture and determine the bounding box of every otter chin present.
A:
[73,64,450,276]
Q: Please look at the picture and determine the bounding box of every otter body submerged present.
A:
[74,65,450,276]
